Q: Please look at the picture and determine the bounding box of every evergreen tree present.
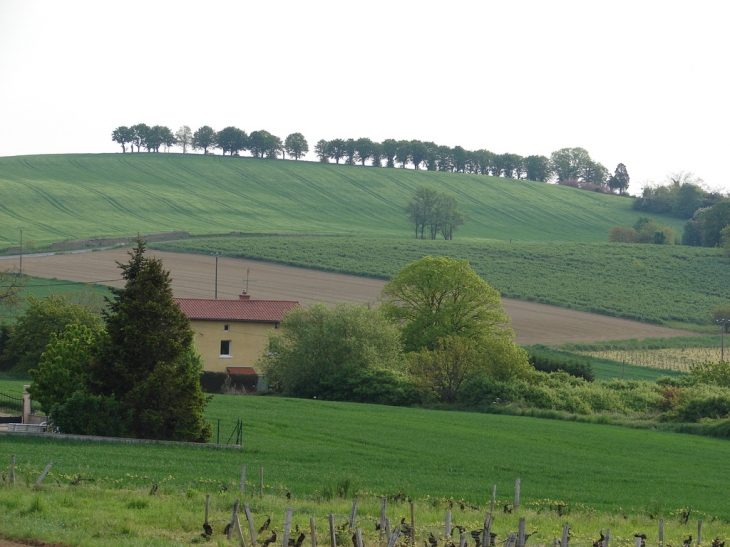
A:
[92,240,211,442]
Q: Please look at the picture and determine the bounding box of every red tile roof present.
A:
[174,298,299,323]
[227,367,257,375]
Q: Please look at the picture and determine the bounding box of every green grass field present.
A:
[153,236,729,325]
[0,153,686,248]
[0,275,111,323]
[2,395,728,517]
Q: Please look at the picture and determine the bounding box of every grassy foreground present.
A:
[2,396,728,516]
[153,236,730,325]
[0,153,685,247]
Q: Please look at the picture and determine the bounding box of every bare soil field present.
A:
[4,248,695,345]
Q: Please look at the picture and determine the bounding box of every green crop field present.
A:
[2,395,728,516]
[153,236,730,326]
[0,153,685,248]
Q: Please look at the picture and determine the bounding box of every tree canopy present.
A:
[380,256,511,353]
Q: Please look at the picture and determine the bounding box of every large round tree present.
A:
[91,240,211,442]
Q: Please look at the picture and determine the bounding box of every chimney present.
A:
[239,291,250,300]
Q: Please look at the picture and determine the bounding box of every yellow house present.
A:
[175,293,300,375]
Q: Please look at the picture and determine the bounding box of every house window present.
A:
[224,324,229,331]
[274,323,280,329]
[220,340,232,357]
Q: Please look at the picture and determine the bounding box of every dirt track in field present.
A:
[4,248,696,345]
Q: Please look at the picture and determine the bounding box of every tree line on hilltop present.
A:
[112,124,630,191]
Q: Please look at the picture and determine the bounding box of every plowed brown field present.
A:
[3,248,695,344]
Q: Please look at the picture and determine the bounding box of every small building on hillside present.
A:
[174,293,300,376]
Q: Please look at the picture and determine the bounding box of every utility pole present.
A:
[17,226,24,275]
[718,319,728,361]
[214,254,219,299]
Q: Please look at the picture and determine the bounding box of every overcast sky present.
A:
[0,0,728,194]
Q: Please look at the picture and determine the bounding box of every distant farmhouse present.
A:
[175,293,299,376]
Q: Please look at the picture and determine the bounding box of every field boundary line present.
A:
[0,430,241,449]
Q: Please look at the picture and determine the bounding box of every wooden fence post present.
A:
[380,498,387,543]
[329,514,337,547]
[658,519,664,546]
[244,503,257,547]
[483,513,492,547]
[9,455,15,485]
[310,517,317,547]
[241,464,246,495]
[560,524,569,547]
[35,462,53,486]
[697,520,703,546]
[517,518,526,547]
[356,527,364,547]
[387,527,401,547]
[350,498,358,530]
[205,494,211,527]
[459,533,467,547]
[235,513,247,547]
[259,467,264,497]
[410,501,415,546]
[636,537,643,547]
[445,510,452,538]
[491,485,496,514]
[283,508,293,547]
[604,529,610,547]
[514,478,521,510]
[228,499,241,540]
[385,518,392,542]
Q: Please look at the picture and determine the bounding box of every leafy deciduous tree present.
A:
[381,139,398,168]
[315,139,329,163]
[175,126,193,153]
[193,126,217,155]
[380,256,512,353]
[216,126,248,156]
[131,123,150,153]
[354,137,374,166]
[260,302,405,400]
[111,126,135,153]
[327,138,347,164]
[284,133,309,160]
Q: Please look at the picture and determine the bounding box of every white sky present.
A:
[0,0,728,194]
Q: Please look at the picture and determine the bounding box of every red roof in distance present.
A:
[174,298,299,323]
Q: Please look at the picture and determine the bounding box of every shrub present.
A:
[528,353,595,381]
[51,391,127,437]
[608,226,638,243]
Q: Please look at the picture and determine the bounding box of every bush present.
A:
[528,353,595,381]
[50,391,127,437]
[315,367,419,406]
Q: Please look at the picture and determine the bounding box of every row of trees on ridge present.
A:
[112,125,629,190]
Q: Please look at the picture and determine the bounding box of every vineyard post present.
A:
[228,499,241,541]
[697,520,703,546]
[483,513,492,547]
[659,519,664,546]
[410,501,415,546]
[560,525,569,547]
[235,514,247,547]
[244,503,257,547]
[491,485,496,514]
[205,494,210,527]
[385,518,392,542]
[387,527,401,547]
[283,508,293,547]
[259,467,264,497]
[9,455,15,485]
[241,464,246,494]
[310,517,317,547]
[635,538,642,547]
[459,533,466,547]
[357,527,364,547]
[350,498,358,530]
[329,514,336,547]
[35,462,53,486]
[445,510,452,538]
[517,518,525,547]
[514,478,521,510]
[553,539,558,547]
[604,529,611,547]
[380,498,387,543]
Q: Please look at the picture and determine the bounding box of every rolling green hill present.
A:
[0,153,685,248]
